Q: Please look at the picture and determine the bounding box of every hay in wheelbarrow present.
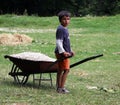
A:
[10,52,56,62]
[0,33,33,45]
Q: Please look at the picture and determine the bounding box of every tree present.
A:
[0,0,120,16]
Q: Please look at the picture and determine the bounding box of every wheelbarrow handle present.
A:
[44,54,103,71]
[70,54,103,68]
[45,54,73,71]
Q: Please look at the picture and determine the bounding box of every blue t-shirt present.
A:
[55,25,71,54]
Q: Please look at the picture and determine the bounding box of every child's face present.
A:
[60,16,70,27]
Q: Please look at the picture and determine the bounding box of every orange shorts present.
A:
[55,54,70,70]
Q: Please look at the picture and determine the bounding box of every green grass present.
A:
[0,14,58,28]
[0,14,120,105]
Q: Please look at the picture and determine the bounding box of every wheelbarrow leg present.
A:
[32,74,42,86]
[49,73,53,87]
[33,73,53,87]
[39,73,53,87]
[39,73,42,86]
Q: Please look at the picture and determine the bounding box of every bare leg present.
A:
[61,70,69,88]
[56,70,63,88]
[56,69,70,93]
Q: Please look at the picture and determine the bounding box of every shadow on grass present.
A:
[1,79,56,91]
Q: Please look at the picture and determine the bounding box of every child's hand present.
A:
[71,51,75,56]
[63,52,71,57]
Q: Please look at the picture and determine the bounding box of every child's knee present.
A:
[64,69,69,74]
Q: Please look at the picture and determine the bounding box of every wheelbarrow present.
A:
[4,52,103,86]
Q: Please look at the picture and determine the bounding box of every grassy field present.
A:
[0,14,120,105]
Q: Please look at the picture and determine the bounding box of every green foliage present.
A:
[0,0,120,16]
[0,15,120,105]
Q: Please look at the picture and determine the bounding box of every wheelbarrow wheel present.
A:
[13,66,29,85]
[14,74,29,85]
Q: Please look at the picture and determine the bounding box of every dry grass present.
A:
[0,33,33,45]
[5,103,30,105]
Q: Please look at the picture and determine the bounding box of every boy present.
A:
[55,10,74,93]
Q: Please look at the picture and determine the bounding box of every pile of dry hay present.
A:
[10,52,56,61]
[0,33,33,45]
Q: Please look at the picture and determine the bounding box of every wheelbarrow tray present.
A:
[4,52,59,85]
[6,56,58,74]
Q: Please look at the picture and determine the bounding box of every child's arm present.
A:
[56,39,65,54]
